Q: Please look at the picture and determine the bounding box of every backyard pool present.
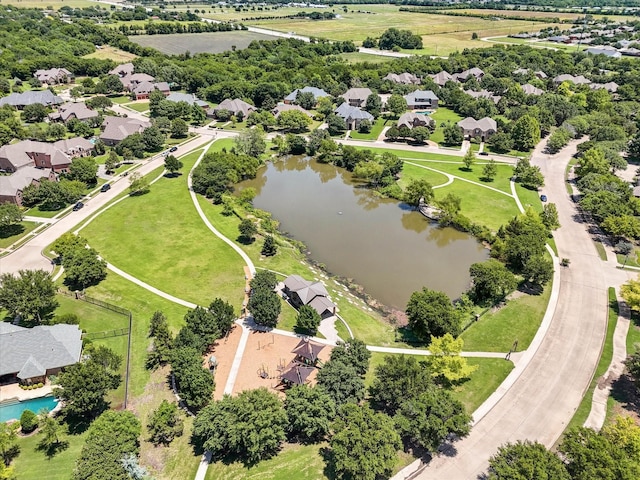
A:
[0,395,59,422]
[416,110,433,115]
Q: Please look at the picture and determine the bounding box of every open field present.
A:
[80,150,247,309]
[0,221,38,249]
[485,36,589,51]
[83,45,138,63]
[453,8,637,22]
[339,52,394,64]
[129,31,278,55]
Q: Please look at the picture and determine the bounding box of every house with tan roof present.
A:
[0,166,56,206]
[464,89,502,105]
[553,74,591,85]
[108,62,135,78]
[49,102,100,123]
[212,98,255,119]
[397,112,435,130]
[282,274,336,318]
[430,71,455,87]
[522,84,544,96]
[457,117,497,141]
[284,87,330,105]
[0,323,83,385]
[341,88,374,108]
[34,68,74,85]
[404,90,438,109]
[384,72,420,85]
[0,137,92,174]
[455,67,484,82]
[272,103,312,117]
[100,116,151,146]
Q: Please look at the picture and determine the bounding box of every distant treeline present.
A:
[238,11,336,22]
[118,21,245,36]
[399,7,576,23]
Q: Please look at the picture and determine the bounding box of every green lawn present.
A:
[24,205,66,218]
[429,108,463,145]
[348,117,388,141]
[80,149,247,310]
[566,287,618,432]
[461,283,552,352]
[450,357,514,413]
[398,162,450,189]
[125,102,150,113]
[0,221,38,248]
[339,52,394,64]
[109,95,133,104]
[515,183,542,213]
[13,429,88,480]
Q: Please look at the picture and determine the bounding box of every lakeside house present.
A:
[282,274,336,318]
[334,103,374,131]
[0,323,83,385]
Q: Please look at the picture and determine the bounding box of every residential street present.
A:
[413,139,634,478]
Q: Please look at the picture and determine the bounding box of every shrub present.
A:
[20,409,38,433]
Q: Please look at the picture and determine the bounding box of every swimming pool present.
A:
[0,395,59,422]
[415,111,433,115]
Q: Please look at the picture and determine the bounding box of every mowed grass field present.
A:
[84,45,138,63]
[128,31,278,55]
[454,8,637,22]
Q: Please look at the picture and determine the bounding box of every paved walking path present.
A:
[23,215,57,224]
[583,291,631,430]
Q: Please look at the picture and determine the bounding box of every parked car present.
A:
[73,202,84,211]
[540,194,548,202]
[169,146,178,152]
[479,151,489,156]
[100,183,111,193]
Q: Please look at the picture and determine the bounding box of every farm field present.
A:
[452,8,637,22]
[128,31,278,55]
[84,45,138,63]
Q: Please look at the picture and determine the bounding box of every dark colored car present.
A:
[479,151,489,156]
[169,146,178,152]
[73,202,84,211]
[100,183,111,193]
[540,194,548,202]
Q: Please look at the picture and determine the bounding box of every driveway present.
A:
[415,139,633,478]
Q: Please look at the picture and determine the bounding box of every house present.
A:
[548,35,570,43]
[553,74,591,85]
[292,338,325,366]
[383,72,420,85]
[0,90,63,109]
[404,90,438,109]
[0,166,56,206]
[212,98,255,118]
[283,86,329,105]
[282,274,336,318]
[0,137,92,174]
[0,323,82,385]
[334,103,374,131]
[121,72,155,91]
[49,102,100,123]
[522,84,544,96]
[512,68,530,76]
[464,89,501,105]
[585,46,621,58]
[165,92,209,108]
[457,117,497,141]
[131,81,170,100]
[108,62,135,78]
[621,47,640,57]
[591,82,619,93]
[430,71,455,87]
[397,112,435,130]
[534,71,548,79]
[455,67,484,82]
[100,116,151,146]
[34,67,74,85]
[341,88,374,107]
[272,103,312,117]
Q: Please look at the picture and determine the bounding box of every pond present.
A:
[238,157,488,310]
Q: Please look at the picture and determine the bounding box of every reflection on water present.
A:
[237,156,488,309]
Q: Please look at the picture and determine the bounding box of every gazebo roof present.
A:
[292,338,325,362]
[281,363,315,386]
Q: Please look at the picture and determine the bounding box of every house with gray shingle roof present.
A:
[334,103,374,131]
[404,90,438,109]
[341,88,374,108]
[430,71,455,87]
[34,68,74,85]
[213,98,255,119]
[383,72,420,85]
[522,84,544,96]
[457,117,497,141]
[282,275,336,318]
[49,102,100,123]
[272,103,312,118]
[397,112,435,130]
[0,90,63,109]
[0,166,56,206]
[455,67,484,82]
[464,89,502,105]
[284,87,329,105]
[0,323,82,384]
[100,116,151,146]
[165,92,208,108]
[553,74,591,85]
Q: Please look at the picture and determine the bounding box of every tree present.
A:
[625,347,640,389]
[469,259,518,304]
[436,193,463,225]
[54,344,122,420]
[170,347,214,411]
[403,178,434,208]
[482,159,498,182]
[326,113,346,136]
[443,122,463,146]
[142,126,166,152]
[369,354,434,414]
[250,270,278,292]
[411,126,431,143]
[500,209,549,270]
[261,235,277,257]
[329,403,401,480]
[69,157,98,185]
[47,122,67,141]
[519,164,545,190]
[102,75,124,94]
[316,358,365,405]
[329,339,371,376]
[61,245,107,289]
[284,385,336,443]
[37,415,66,459]
[276,110,312,133]
[238,218,257,241]
[128,172,150,195]
[489,132,514,153]
[0,203,22,232]
[234,126,266,158]
[295,91,316,110]
[621,276,640,313]
[386,93,407,117]
[0,269,58,325]
[146,310,173,369]
[73,411,141,480]
[192,388,287,465]
[511,115,540,151]
[462,149,475,171]
[365,93,382,117]
[164,154,183,174]
[316,97,334,117]
[576,148,610,178]
[406,288,461,341]
[147,400,184,446]
[546,127,571,153]
[358,118,372,134]
[104,150,119,173]
[541,203,560,230]
[394,388,471,452]
[0,423,19,467]
[247,288,281,327]
[22,103,48,123]
[602,215,640,240]
[20,410,38,434]
[487,441,571,480]
[170,118,189,138]
[427,334,478,384]
[209,297,235,338]
[295,304,321,335]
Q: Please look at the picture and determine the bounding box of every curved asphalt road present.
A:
[414,139,633,478]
